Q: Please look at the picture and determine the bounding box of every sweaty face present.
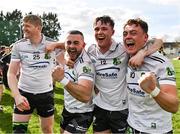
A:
[93,21,114,53]
[65,34,85,61]
[123,24,148,55]
[22,22,41,39]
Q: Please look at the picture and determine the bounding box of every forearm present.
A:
[54,42,65,49]
[144,38,163,56]
[8,74,20,98]
[154,91,179,113]
[65,81,92,103]
[128,39,163,67]
[138,72,179,113]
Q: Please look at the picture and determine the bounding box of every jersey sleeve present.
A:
[156,58,176,86]
[10,43,21,61]
[76,61,95,82]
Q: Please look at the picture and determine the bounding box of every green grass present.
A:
[172,60,180,134]
[0,60,180,134]
[0,83,65,133]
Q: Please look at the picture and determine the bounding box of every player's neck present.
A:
[30,34,43,46]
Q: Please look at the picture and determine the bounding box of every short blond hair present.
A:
[23,14,42,27]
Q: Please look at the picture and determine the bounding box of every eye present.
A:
[73,41,79,45]
[123,31,128,37]
[130,31,137,36]
[94,27,99,32]
[67,41,72,45]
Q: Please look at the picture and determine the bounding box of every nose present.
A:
[97,29,103,34]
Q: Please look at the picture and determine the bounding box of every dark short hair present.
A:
[67,30,84,39]
[94,15,115,28]
[23,14,42,27]
[124,18,148,33]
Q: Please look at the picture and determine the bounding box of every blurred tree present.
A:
[0,9,22,46]
[0,10,61,46]
[41,12,61,41]
[0,11,4,21]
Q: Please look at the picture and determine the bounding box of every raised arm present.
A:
[138,72,179,113]
[52,66,93,103]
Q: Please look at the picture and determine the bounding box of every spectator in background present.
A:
[0,45,9,112]
[1,46,12,89]
[0,67,3,112]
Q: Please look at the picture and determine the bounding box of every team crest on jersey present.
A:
[151,122,156,129]
[72,70,75,76]
[166,67,175,76]
[83,66,91,73]
[44,53,51,59]
[113,58,121,65]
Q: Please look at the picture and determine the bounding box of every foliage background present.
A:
[0,9,61,46]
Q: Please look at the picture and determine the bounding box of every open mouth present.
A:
[97,35,105,41]
[126,40,135,47]
[68,49,77,55]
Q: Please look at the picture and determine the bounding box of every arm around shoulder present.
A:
[46,42,65,53]
[144,38,163,56]
[129,38,163,67]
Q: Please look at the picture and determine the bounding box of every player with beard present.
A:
[52,30,95,133]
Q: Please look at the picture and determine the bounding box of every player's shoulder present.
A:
[148,52,169,64]
[86,44,96,51]
[14,38,28,44]
[11,38,29,49]
[79,50,92,63]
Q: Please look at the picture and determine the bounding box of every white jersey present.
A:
[11,35,56,94]
[86,40,129,111]
[127,52,176,133]
[64,50,95,113]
